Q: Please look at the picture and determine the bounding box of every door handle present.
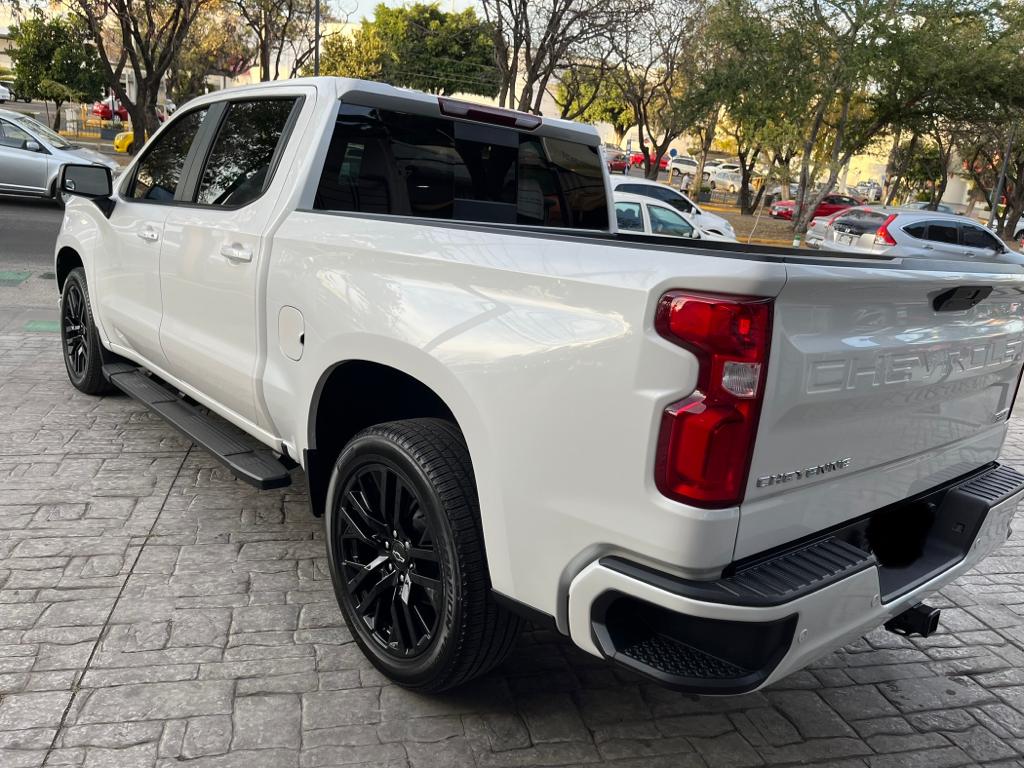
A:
[136,228,159,242]
[220,244,253,263]
[920,244,933,250]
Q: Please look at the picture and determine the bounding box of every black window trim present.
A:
[119,94,305,210]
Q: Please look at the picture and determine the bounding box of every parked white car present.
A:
[611,176,737,240]
[818,207,1024,267]
[667,154,698,185]
[55,77,1024,697]
[0,108,119,201]
[704,161,743,192]
[0,83,10,104]
[614,191,734,242]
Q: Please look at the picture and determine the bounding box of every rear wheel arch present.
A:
[305,360,469,519]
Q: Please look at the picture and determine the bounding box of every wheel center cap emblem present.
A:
[390,541,408,565]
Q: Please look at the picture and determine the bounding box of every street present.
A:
[0,197,63,266]
[1,204,1024,768]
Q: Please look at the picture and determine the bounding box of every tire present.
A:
[325,418,522,692]
[60,268,115,395]
[709,181,717,190]
[127,142,135,155]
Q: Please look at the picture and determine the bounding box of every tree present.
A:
[9,15,105,129]
[481,0,633,114]
[232,0,332,82]
[165,3,254,102]
[319,4,499,97]
[555,65,633,144]
[70,0,213,141]
[609,0,708,179]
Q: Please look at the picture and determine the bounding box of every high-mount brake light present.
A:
[654,291,773,508]
[438,98,542,130]
[874,214,898,246]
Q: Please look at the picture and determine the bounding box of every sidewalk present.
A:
[2,271,1024,768]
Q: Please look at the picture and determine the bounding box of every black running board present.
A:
[103,363,292,490]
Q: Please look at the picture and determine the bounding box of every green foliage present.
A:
[318,4,499,97]
[166,2,253,102]
[9,15,105,109]
[556,67,633,141]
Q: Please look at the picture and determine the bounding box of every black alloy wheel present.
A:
[63,281,89,380]
[60,267,115,395]
[335,461,444,658]
[326,419,522,692]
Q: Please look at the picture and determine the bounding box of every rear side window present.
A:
[196,99,297,207]
[962,225,1002,251]
[904,222,927,239]
[927,223,959,244]
[615,202,643,231]
[128,109,207,201]
[315,104,608,230]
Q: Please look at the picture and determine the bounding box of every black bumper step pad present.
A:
[103,363,292,490]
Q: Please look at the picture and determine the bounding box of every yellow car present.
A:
[112,130,135,155]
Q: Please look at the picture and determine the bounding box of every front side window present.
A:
[315,104,608,230]
[962,225,1002,251]
[0,119,33,150]
[128,108,207,201]
[927,223,959,245]
[13,115,69,148]
[615,202,643,231]
[647,204,694,237]
[196,99,296,207]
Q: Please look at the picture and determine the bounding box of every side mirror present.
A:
[60,164,115,217]
[24,140,41,152]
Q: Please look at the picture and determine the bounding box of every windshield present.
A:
[14,115,71,149]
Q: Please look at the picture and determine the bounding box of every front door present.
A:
[93,107,210,368]
[0,118,49,194]
[158,96,302,424]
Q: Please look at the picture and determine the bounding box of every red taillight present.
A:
[438,97,542,130]
[874,214,898,246]
[654,291,773,508]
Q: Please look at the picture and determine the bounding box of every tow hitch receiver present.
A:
[884,603,941,638]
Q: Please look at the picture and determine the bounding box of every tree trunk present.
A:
[51,100,64,131]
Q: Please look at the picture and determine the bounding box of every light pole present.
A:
[314,0,321,76]
[988,125,1015,232]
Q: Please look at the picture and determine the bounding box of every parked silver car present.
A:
[0,108,119,201]
[817,206,1023,266]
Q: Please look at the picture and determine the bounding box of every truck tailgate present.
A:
[737,262,1024,558]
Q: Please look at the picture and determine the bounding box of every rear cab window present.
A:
[314,103,608,230]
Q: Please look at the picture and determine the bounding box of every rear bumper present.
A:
[567,463,1022,694]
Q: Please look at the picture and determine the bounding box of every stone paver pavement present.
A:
[2,330,1024,768]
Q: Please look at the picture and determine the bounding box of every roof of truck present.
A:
[179,77,601,146]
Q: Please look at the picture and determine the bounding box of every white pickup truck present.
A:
[55,78,1024,695]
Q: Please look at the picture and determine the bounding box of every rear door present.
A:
[158,94,305,425]
[738,264,1024,557]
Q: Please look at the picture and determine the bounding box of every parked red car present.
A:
[628,151,669,171]
[92,100,129,121]
[770,193,863,221]
[605,150,630,174]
